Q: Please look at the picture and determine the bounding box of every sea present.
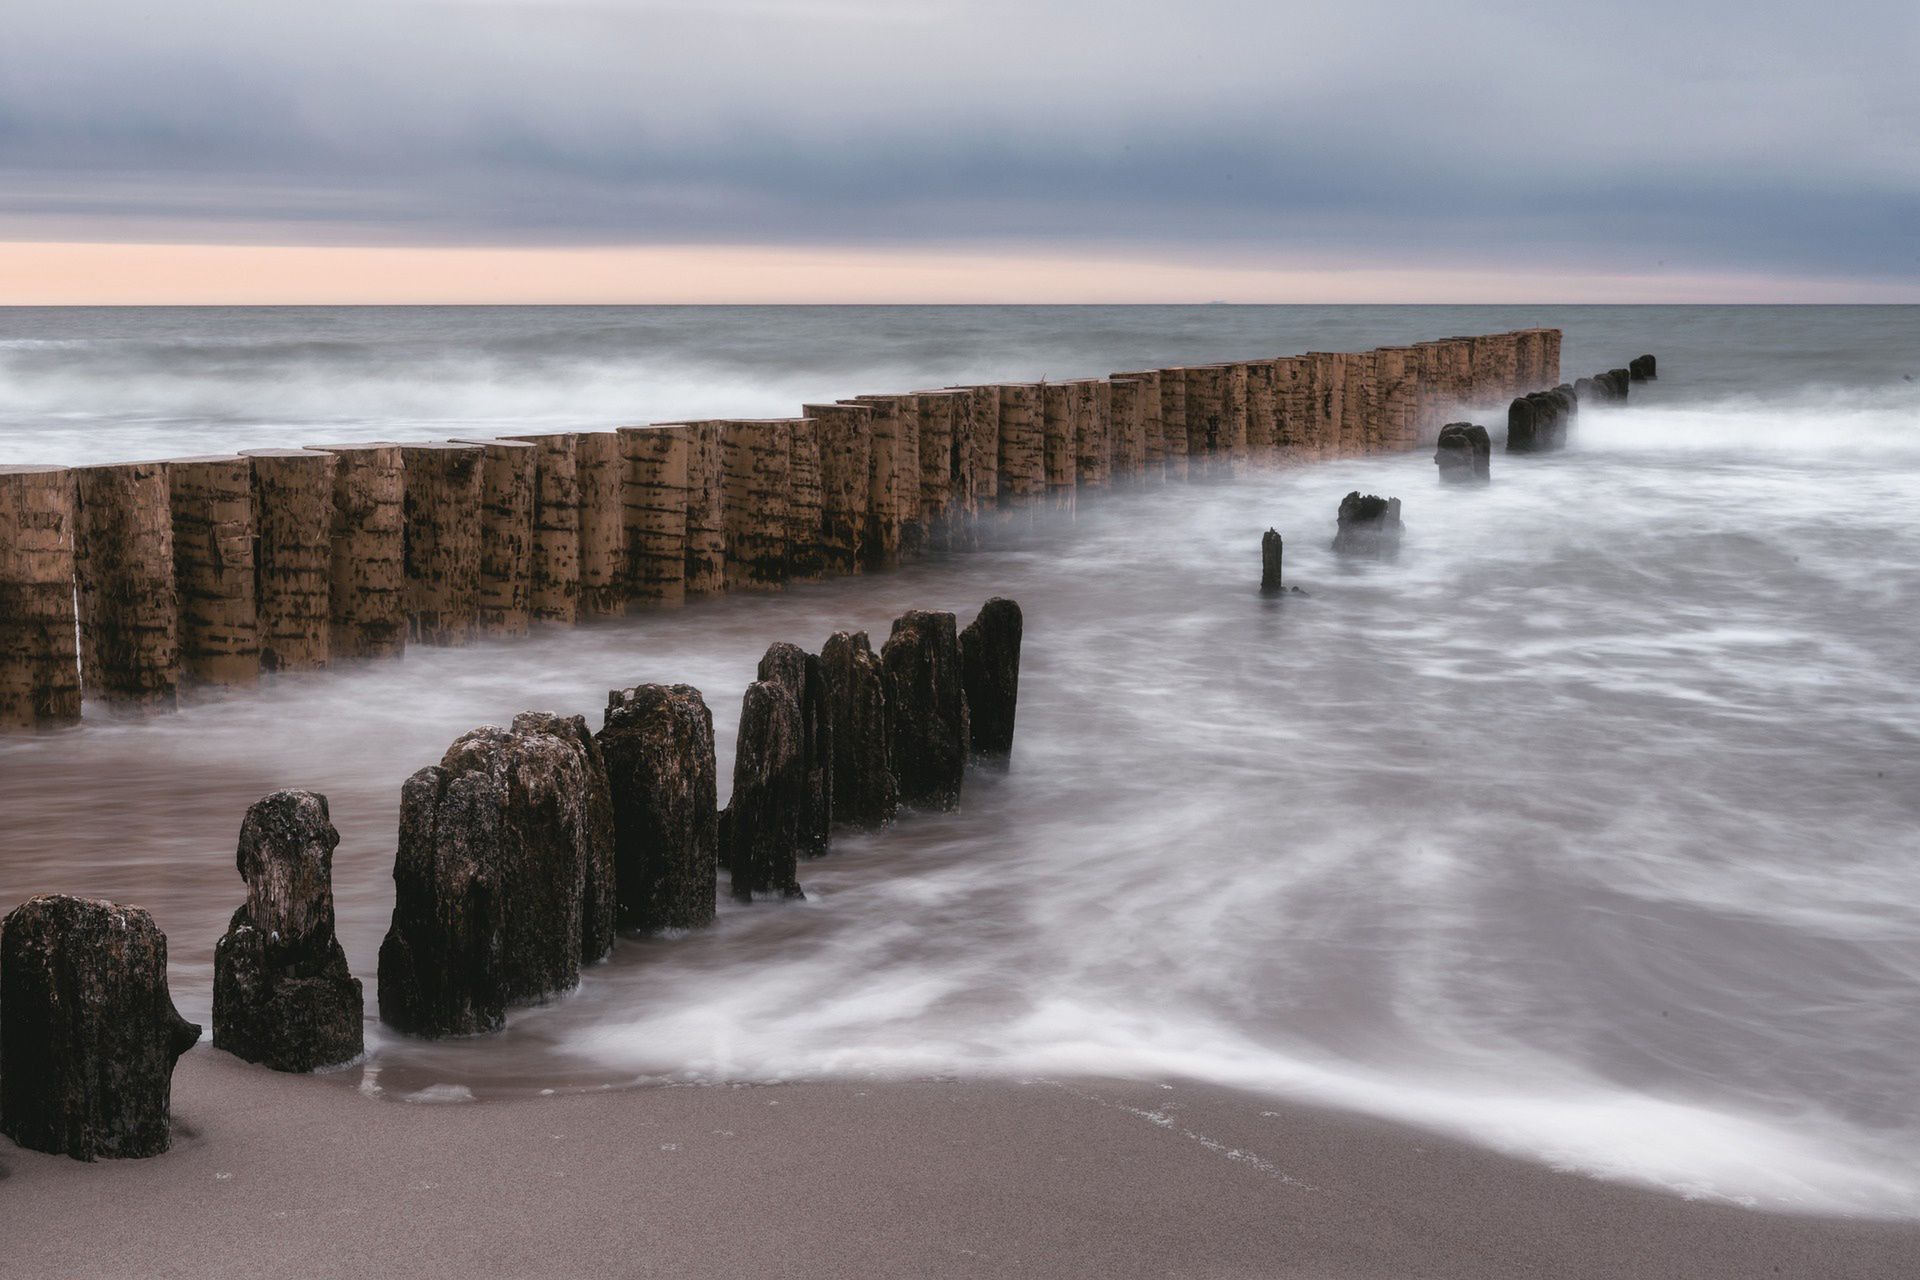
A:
[2,304,1917,1216]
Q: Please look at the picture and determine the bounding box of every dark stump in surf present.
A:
[597,684,718,933]
[377,712,613,1038]
[515,711,617,965]
[1506,396,1539,453]
[723,680,806,901]
[1630,354,1657,382]
[1331,492,1403,559]
[1605,368,1632,401]
[213,790,363,1072]
[757,642,832,857]
[881,609,970,810]
[959,597,1022,754]
[1,895,201,1159]
[1259,529,1285,593]
[1544,387,1577,449]
[1573,375,1599,407]
[821,630,897,829]
[1435,423,1491,483]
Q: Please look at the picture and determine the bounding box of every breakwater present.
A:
[0,328,1559,729]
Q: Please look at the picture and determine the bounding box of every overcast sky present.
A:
[2,0,1915,301]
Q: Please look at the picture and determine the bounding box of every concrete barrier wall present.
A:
[0,328,1558,728]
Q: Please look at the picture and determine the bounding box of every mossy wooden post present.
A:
[806,402,871,573]
[787,415,825,579]
[994,384,1045,510]
[246,449,334,670]
[1108,377,1143,484]
[399,442,483,646]
[720,419,793,589]
[312,443,407,660]
[618,425,689,608]
[73,461,178,709]
[678,421,727,597]
[168,455,259,688]
[1041,383,1076,510]
[452,438,533,639]
[504,432,581,626]
[0,466,82,728]
[574,431,626,617]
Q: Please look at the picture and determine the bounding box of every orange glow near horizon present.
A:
[0,241,1909,306]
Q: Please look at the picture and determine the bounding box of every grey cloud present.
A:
[1,0,1915,282]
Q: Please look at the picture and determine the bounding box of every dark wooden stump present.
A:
[1629,354,1657,382]
[757,642,832,856]
[1331,492,1404,559]
[1260,529,1285,592]
[596,684,718,933]
[213,790,363,1072]
[880,609,969,810]
[377,713,613,1037]
[1,895,200,1160]
[1505,397,1539,453]
[820,630,897,829]
[724,680,806,901]
[958,598,1022,755]
[1435,423,1490,483]
[515,711,618,966]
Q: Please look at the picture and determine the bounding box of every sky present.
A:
[0,0,1915,303]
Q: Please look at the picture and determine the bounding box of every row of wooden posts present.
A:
[0,327,1561,729]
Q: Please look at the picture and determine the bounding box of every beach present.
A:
[4,1049,1914,1279]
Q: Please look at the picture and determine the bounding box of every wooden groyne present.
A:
[0,328,1559,728]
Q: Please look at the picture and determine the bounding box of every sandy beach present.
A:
[0,1048,1910,1279]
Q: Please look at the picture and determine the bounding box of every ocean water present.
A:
[2,305,1918,1218]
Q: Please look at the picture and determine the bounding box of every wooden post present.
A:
[850,394,921,560]
[168,455,259,688]
[1113,370,1164,482]
[949,384,1000,511]
[806,402,872,574]
[1341,352,1374,455]
[1220,362,1249,466]
[1108,378,1143,484]
[1041,382,1076,509]
[618,425,689,608]
[0,466,82,728]
[1260,529,1284,595]
[1155,368,1188,480]
[453,439,534,639]
[398,442,483,646]
[311,443,407,660]
[571,431,625,617]
[719,419,793,589]
[911,390,956,547]
[245,449,334,670]
[1069,380,1111,490]
[994,384,1045,507]
[1375,347,1418,451]
[1244,360,1277,461]
[787,415,825,580]
[504,432,582,626]
[682,421,727,597]
[73,461,178,709]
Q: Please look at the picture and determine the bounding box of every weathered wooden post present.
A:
[1041,382,1077,510]
[948,383,1000,519]
[246,449,335,671]
[758,641,832,855]
[1506,397,1540,453]
[820,630,896,829]
[618,424,689,607]
[168,455,260,690]
[1630,353,1657,382]
[453,438,534,639]
[807,402,873,573]
[1069,379,1112,490]
[597,684,718,933]
[1244,360,1277,460]
[1181,365,1223,470]
[314,443,407,659]
[880,609,969,811]
[912,389,956,545]
[1260,529,1284,594]
[73,460,179,709]
[1332,492,1404,558]
[0,465,82,728]
[212,789,364,1072]
[1339,352,1370,456]
[1157,368,1189,478]
[720,419,793,589]
[1111,370,1165,482]
[504,432,582,626]
[994,384,1046,511]
[1435,423,1491,483]
[681,421,727,596]
[1374,347,1417,452]
[0,895,201,1160]
[575,431,627,617]
[1221,362,1250,463]
[1305,354,1343,457]
[398,442,483,646]
[958,597,1021,756]
[787,415,826,579]
[378,712,615,1037]
[1108,377,1144,483]
[851,393,923,556]
[724,678,806,901]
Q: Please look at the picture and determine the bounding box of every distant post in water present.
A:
[1630,354,1658,382]
[73,459,179,709]
[1260,528,1284,594]
[0,465,82,728]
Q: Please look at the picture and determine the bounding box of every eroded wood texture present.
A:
[0,466,82,727]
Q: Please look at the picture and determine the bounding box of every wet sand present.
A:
[2,1049,1912,1279]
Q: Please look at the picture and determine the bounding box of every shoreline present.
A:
[2,1049,1912,1279]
